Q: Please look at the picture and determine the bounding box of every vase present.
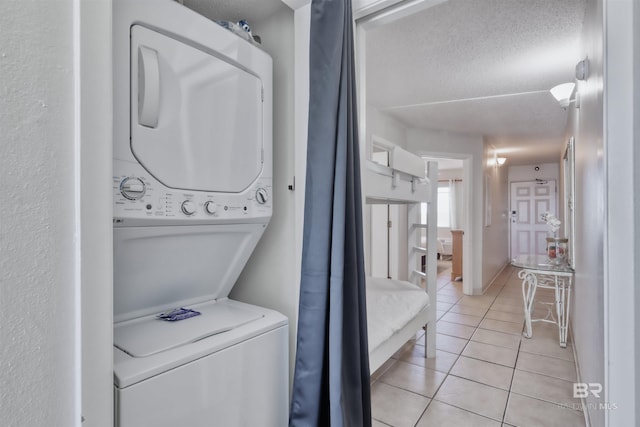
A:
[546,237,568,265]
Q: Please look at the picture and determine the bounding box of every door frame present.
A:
[355,6,479,295]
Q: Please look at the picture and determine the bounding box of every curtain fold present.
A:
[448,179,463,230]
[289,0,371,425]
[448,180,457,229]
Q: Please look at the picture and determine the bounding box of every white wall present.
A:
[569,0,605,424]
[230,4,299,384]
[635,0,640,421]
[366,104,408,149]
[507,162,560,185]
[364,106,409,279]
[603,0,638,425]
[482,143,509,290]
[0,1,78,425]
[406,127,485,294]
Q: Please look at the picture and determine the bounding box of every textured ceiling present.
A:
[182,0,284,25]
[366,0,586,165]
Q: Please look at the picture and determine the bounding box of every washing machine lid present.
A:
[130,25,264,193]
[114,300,263,357]
[113,224,266,323]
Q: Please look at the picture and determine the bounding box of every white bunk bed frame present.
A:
[364,146,438,373]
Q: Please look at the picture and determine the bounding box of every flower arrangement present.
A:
[541,211,567,264]
[541,211,561,236]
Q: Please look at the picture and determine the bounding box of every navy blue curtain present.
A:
[289,0,371,426]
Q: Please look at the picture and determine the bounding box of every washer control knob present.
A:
[120,177,146,200]
[181,200,196,216]
[204,201,217,215]
[255,188,268,204]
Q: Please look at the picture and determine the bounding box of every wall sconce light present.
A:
[492,155,506,168]
[575,58,589,81]
[550,82,576,109]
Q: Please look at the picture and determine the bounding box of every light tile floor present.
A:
[371,263,586,427]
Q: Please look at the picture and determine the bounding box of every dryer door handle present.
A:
[138,46,160,128]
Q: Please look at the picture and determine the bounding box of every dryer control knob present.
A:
[204,201,217,215]
[255,188,268,204]
[181,200,196,216]
[120,177,146,200]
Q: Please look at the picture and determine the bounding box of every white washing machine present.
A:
[112,1,288,426]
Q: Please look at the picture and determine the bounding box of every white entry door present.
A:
[510,180,557,258]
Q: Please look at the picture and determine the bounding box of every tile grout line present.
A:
[487,271,518,425]
[502,329,523,424]
[432,277,510,423]
[413,271,470,426]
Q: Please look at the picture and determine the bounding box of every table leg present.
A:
[555,276,571,348]
[519,270,538,339]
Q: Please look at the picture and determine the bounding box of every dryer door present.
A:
[130,25,263,193]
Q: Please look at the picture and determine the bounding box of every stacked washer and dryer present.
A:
[112,1,288,426]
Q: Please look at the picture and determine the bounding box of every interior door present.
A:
[510,180,557,258]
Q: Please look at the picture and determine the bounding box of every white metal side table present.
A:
[511,254,575,348]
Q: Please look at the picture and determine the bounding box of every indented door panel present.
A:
[535,186,551,197]
[516,200,530,223]
[535,200,550,223]
[130,25,263,193]
[516,231,530,254]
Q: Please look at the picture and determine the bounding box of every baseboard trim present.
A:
[570,323,591,427]
[482,260,510,295]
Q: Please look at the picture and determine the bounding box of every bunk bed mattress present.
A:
[366,277,430,354]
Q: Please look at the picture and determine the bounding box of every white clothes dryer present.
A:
[112,1,287,426]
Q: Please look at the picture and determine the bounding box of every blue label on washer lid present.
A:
[156,307,201,322]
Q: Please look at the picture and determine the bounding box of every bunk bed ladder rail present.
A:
[408,161,438,358]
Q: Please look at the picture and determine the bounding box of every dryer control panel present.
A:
[113,162,271,225]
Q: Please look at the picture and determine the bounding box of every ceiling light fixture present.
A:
[550,82,576,109]
[496,157,506,166]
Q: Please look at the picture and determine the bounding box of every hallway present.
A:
[371,264,585,427]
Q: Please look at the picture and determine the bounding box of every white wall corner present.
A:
[604,0,637,425]
[293,2,310,297]
[79,0,114,425]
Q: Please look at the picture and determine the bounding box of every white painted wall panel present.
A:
[508,163,560,183]
[569,0,605,425]
[366,104,408,150]
[0,1,78,425]
[229,5,298,388]
[602,0,638,425]
[80,1,114,425]
[482,143,509,290]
